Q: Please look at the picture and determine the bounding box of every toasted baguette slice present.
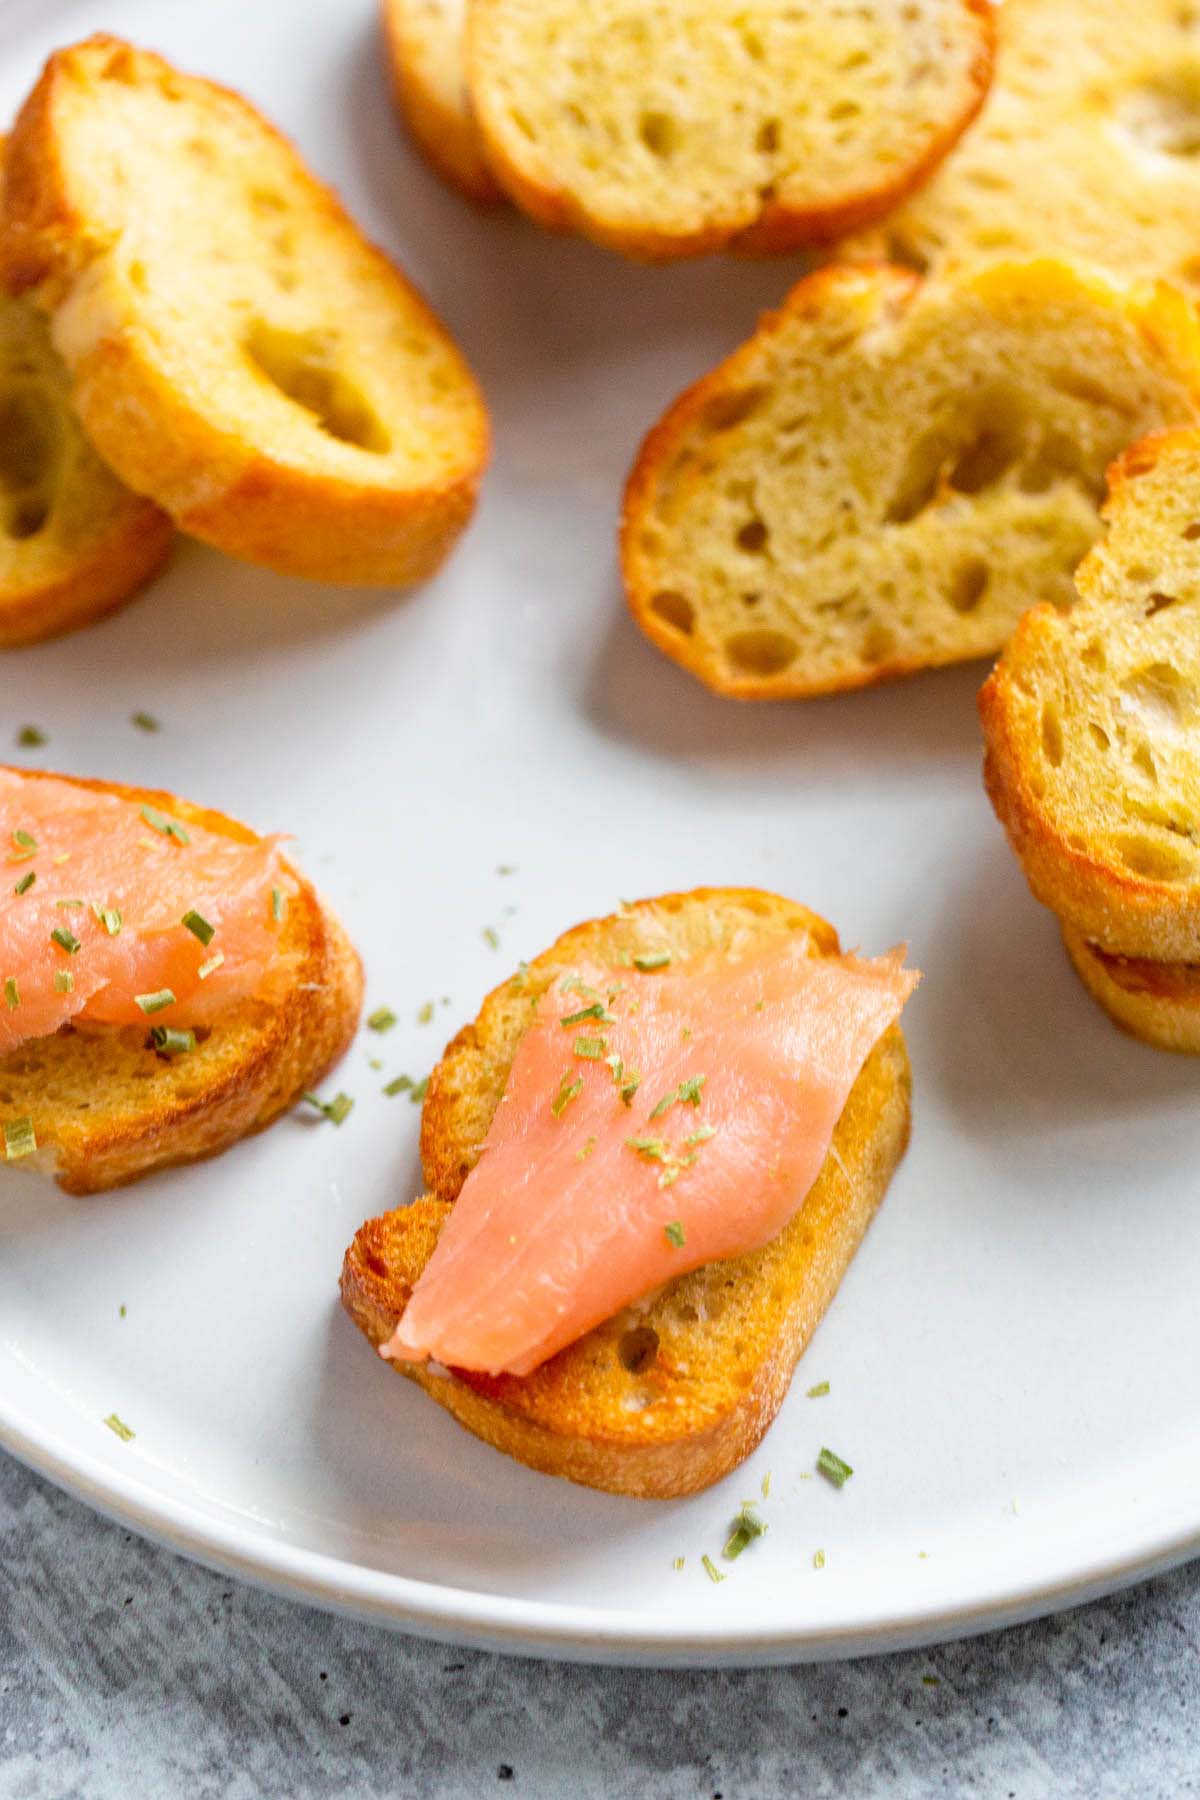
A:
[1062,926,1200,1054]
[341,888,912,1499]
[837,0,1200,297]
[463,0,995,261]
[381,0,502,204]
[1,774,363,1194]
[981,427,1200,969]
[622,261,1200,700]
[1,37,488,588]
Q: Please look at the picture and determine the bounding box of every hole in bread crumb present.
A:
[618,1325,659,1374]
[756,118,781,154]
[699,386,767,435]
[740,24,766,60]
[650,590,695,635]
[5,495,50,539]
[0,389,57,494]
[244,321,390,453]
[185,136,216,164]
[1048,368,1126,410]
[1132,742,1159,784]
[949,559,989,614]
[510,108,536,141]
[1120,662,1199,735]
[736,517,769,553]
[1082,638,1108,673]
[860,621,897,666]
[1118,69,1200,156]
[726,628,798,677]
[1089,722,1111,752]
[639,111,679,158]
[948,424,1020,495]
[828,98,863,121]
[127,259,148,293]
[1147,591,1178,616]
[885,429,949,524]
[1041,704,1064,767]
[1115,832,1195,880]
[1184,522,1200,540]
[102,46,139,83]
[250,187,289,216]
[1125,563,1158,584]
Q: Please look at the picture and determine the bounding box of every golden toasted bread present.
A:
[381,0,502,203]
[341,888,911,1499]
[622,261,1200,699]
[1,36,488,587]
[0,140,171,647]
[1,772,363,1194]
[1061,926,1200,1053]
[837,0,1200,296]
[464,0,995,261]
[981,427,1200,990]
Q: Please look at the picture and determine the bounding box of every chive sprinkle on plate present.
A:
[723,1502,768,1561]
[4,1117,37,1161]
[816,1447,854,1488]
[367,1007,398,1033]
[16,725,47,749]
[103,1414,135,1442]
[303,1090,354,1126]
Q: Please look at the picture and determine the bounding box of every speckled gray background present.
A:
[2,1454,1197,1798]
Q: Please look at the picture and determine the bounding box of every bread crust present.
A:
[341,888,912,1498]
[1061,924,1200,1054]
[380,0,503,205]
[0,770,363,1193]
[1,36,489,588]
[0,493,172,649]
[465,0,996,262]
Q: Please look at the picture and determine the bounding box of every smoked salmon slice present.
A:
[383,938,918,1377]
[0,768,294,1055]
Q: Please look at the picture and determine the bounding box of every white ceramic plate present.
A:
[3,0,1200,1670]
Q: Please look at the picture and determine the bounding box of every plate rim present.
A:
[4,1391,1196,1666]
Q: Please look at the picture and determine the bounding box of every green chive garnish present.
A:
[13,871,34,896]
[816,1447,853,1488]
[807,1381,830,1399]
[197,952,224,980]
[140,804,190,845]
[633,951,671,972]
[684,1124,716,1147]
[3,978,18,1010]
[55,898,83,910]
[619,1074,641,1106]
[150,1026,196,1056]
[409,1075,429,1104]
[383,1073,412,1096]
[16,725,47,748]
[51,926,80,955]
[4,1116,37,1160]
[664,1219,685,1248]
[813,1549,826,1570]
[103,1414,135,1442]
[368,1007,398,1032]
[181,909,214,946]
[723,1503,767,1561]
[626,1136,669,1162]
[561,1002,612,1028]
[573,1035,607,1059]
[10,829,37,860]
[701,1555,726,1585]
[131,712,160,732]
[303,1090,354,1126]
[54,971,73,994]
[649,1075,706,1120]
[551,1072,584,1117]
[134,989,176,1014]
[93,904,122,936]
[576,1135,597,1161]
[417,1000,435,1025]
[482,926,500,950]
[271,885,286,922]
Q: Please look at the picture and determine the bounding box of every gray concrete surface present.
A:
[1,1451,1195,1798]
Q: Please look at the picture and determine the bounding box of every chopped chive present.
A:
[140,804,190,845]
[54,971,74,994]
[816,1447,854,1489]
[560,975,601,1000]
[664,1219,685,1248]
[93,904,122,936]
[576,1136,597,1162]
[672,1556,685,1571]
[761,1471,772,1499]
[150,1026,196,1056]
[4,1116,36,1160]
[3,978,18,1010]
[551,1071,584,1118]
[303,1090,354,1126]
[723,1503,767,1561]
[50,926,81,955]
[369,1058,383,1070]
[16,725,47,748]
[684,1124,716,1147]
[497,864,516,876]
[560,1002,611,1028]
[573,1035,607,1059]
[619,1073,641,1106]
[119,1305,127,1320]
[633,950,671,972]
[367,1007,398,1033]
[513,961,530,989]
[55,898,83,911]
[134,989,176,1015]
[103,1414,135,1442]
[701,1554,726,1585]
[181,909,214,946]
[649,1075,707,1121]
[605,1053,624,1083]
[417,1000,435,1025]
[12,871,34,896]
[409,1075,429,1104]
[626,1136,669,1162]
[130,712,160,732]
[10,829,37,861]
[383,1074,413,1097]
[197,952,224,980]
[806,1381,830,1399]
[271,885,286,922]
[813,1549,826,1570]
[482,926,500,950]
